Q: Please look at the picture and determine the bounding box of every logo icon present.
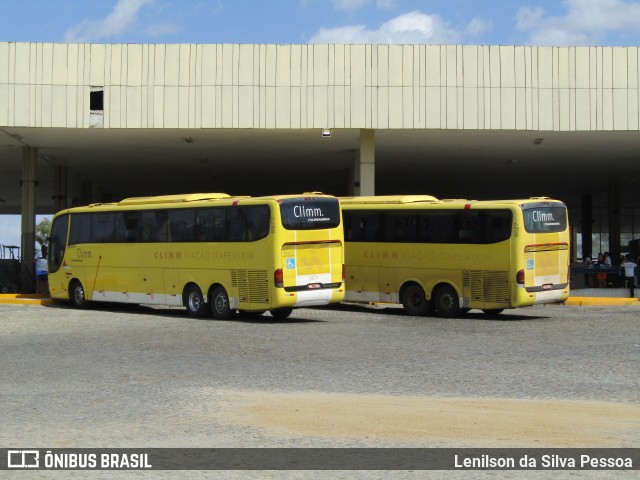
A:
[286,258,296,269]
[8,450,39,468]
[527,259,535,270]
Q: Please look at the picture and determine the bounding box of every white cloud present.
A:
[516,0,640,45]
[145,23,182,37]
[464,17,493,37]
[376,0,396,9]
[302,0,394,10]
[333,0,369,10]
[515,6,545,31]
[64,0,155,42]
[309,11,461,44]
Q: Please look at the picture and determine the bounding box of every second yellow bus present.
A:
[340,195,570,317]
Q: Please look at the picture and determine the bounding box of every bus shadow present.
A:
[44,301,548,322]
[44,301,326,323]
[224,314,325,324]
[321,302,405,316]
[461,312,550,321]
[317,303,549,321]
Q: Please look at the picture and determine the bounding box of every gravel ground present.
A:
[0,301,638,479]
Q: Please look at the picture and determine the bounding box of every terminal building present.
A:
[1,42,639,274]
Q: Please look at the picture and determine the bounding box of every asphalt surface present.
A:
[1,301,638,479]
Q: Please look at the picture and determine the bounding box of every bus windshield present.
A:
[279,198,340,230]
[522,204,567,233]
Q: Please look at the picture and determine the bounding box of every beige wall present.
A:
[1,42,639,131]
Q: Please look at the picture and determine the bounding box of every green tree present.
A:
[35,218,51,247]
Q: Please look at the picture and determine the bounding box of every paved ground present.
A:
[1,301,638,478]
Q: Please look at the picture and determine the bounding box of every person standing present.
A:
[620,256,637,298]
[584,256,593,288]
[596,253,607,288]
[35,246,49,295]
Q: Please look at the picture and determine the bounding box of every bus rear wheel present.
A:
[211,286,233,320]
[69,280,89,309]
[184,285,208,318]
[270,307,293,319]
[401,283,431,316]
[434,285,461,318]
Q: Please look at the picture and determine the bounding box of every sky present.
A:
[2,0,640,46]
[2,0,640,251]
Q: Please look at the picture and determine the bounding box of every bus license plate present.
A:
[308,283,321,289]
[542,283,552,290]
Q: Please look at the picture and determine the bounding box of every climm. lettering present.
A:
[532,210,554,221]
[293,205,324,218]
[155,251,182,260]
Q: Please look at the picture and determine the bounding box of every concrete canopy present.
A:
[0,126,638,214]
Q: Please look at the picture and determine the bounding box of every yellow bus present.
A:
[340,196,570,317]
[47,192,344,319]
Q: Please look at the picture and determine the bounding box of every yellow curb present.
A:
[0,294,55,306]
[0,294,49,299]
[0,298,55,305]
[565,297,640,306]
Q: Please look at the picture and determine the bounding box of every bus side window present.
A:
[363,213,382,241]
[483,210,512,243]
[151,211,169,242]
[123,212,140,242]
[345,212,381,242]
[431,212,456,243]
[458,211,482,243]
[114,213,126,242]
[169,209,195,242]
[157,211,171,242]
[346,213,364,241]
[417,215,432,242]
[140,211,158,242]
[383,212,417,243]
[69,214,91,245]
[91,213,115,243]
[246,206,270,241]
[226,208,247,242]
[196,208,225,242]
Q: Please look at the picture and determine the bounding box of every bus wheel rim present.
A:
[74,285,84,304]
[214,294,227,313]
[410,292,422,307]
[188,292,201,311]
[441,295,451,309]
[441,293,454,309]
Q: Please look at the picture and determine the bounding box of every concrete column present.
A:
[350,150,359,196]
[608,182,621,263]
[353,129,375,196]
[21,147,37,267]
[53,165,68,212]
[581,195,593,260]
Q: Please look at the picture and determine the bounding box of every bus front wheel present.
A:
[401,283,431,316]
[211,286,233,320]
[69,280,89,309]
[184,285,208,318]
[434,285,461,318]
